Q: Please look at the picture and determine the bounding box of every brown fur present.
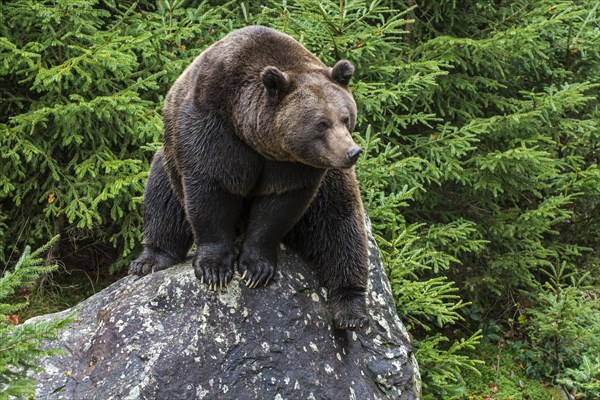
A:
[130,26,369,330]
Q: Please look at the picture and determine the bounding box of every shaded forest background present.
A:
[1,0,599,398]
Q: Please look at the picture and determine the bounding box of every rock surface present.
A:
[30,222,421,399]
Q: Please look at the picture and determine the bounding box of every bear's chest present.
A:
[249,161,325,197]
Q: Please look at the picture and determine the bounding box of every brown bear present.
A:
[129,26,369,330]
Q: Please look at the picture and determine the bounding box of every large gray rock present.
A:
[31,222,420,399]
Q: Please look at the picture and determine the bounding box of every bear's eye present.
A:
[317,121,330,130]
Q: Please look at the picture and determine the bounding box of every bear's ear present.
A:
[331,60,354,87]
[261,66,291,99]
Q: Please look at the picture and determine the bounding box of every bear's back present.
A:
[219,26,324,75]
[165,26,324,118]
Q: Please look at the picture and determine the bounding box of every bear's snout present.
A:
[326,134,361,169]
[347,146,362,164]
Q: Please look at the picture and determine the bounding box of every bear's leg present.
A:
[182,180,242,291]
[239,186,320,288]
[284,169,369,331]
[170,110,252,291]
[129,148,193,276]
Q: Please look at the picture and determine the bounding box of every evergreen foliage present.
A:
[526,264,600,398]
[1,0,599,397]
[0,236,72,398]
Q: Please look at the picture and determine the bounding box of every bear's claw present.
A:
[333,313,369,331]
[129,247,178,276]
[193,246,235,291]
[240,264,275,288]
[246,277,263,289]
[237,243,277,289]
[238,256,276,289]
[198,267,234,291]
[330,287,369,331]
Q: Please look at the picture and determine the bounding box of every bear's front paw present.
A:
[329,287,369,331]
[129,246,178,276]
[193,245,235,291]
[238,244,277,289]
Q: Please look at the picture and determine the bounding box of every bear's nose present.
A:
[347,147,362,164]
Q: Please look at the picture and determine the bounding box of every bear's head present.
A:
[262,60,362,169]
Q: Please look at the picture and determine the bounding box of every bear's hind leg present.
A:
[129,148,193,276]
[284,169,369,331]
